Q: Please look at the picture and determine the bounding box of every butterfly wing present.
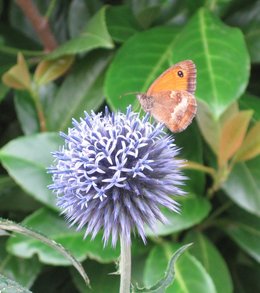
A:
[146,60,196,96]
[149,90,197,133]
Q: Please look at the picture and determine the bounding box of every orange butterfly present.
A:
[137,60,197,133]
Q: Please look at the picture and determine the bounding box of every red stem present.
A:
[15,0,58,52]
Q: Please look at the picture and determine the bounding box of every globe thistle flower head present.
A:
[48,106,186,246]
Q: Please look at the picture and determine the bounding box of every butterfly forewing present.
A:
[147,60,196,96]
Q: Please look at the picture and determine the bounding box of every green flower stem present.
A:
[120,236,131,293]
[29,89,47,132]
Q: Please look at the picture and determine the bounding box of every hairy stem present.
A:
[120,236,131,293]
[16,0,58,51]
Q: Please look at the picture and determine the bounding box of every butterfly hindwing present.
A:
[150,90,197,133]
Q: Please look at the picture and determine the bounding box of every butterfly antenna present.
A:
[119,91,142,99]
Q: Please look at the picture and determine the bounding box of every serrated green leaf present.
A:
[145,193,211,237]
[0,239,41,288]
[143,243,216,293]
[0,273,32,293]
[171,8,250,118]
[133,244,192,292]
[7,208,120,265]
[48,6,114,59]
[0,218,89,285]
[0,132,62,208]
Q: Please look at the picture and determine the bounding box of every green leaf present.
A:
[0,132,62,208]
[133,244,192,292]
[223,156,260,216]
[185,231,233,293]
[48,6,114,59]
[175,122,205,195]
[145,193,211,237]
[225,207,260,263]
[143,243,216,293]
[227,1,260,63]
[34,55,74,86]
[72,260,119,293]
[0,176,41,212]
[171,8,250,118]
[7,208,120,265]
[106,5,141,43]
[239,94,260,122]
[0,239,42,288]
[105,26,181,111]
[14,91,39,135]
[0,218,89,286]
[47,51,111,131]
[0,83,8,103]
[0,273,32,293]
[68,0,101,38]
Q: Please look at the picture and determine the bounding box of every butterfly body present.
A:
[137,60,197,133]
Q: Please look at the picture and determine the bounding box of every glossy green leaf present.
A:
[171,8,250,118]
[72,260,119,293]
[0,273,32,293]
[0,133,62,208]
[106,5,141,43]
[105,26,180,111]
[134,244,192,292]
[144,243,216,293]
[174,122,205,195]
[48,6,114,59]
[185,231,233,293]
[225,207,260,263]
[7,208,120,265]
[196,100,221,154]
[145,193,211,237]
[47,51,111,131]
[223,156,260,216]
[68,0,101,38]
[239,94,260,122]
[0,218,89,285]
[227,1,260,63]
[0,239,42,288]
[14,91,39,135]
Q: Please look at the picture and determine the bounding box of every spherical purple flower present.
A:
[48,106,186,246]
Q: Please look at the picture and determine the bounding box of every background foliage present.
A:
[0,0,259,292]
